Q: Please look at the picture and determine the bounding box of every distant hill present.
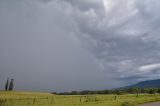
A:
[127,79,160,88]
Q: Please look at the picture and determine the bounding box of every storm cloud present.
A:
[0,0,160,92]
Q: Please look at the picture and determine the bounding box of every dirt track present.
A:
[138,102,160,106]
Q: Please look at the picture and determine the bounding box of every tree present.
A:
[158,88,160,93]
[5,78,9,91]
[148,88,157,94]
[8,79,14,91]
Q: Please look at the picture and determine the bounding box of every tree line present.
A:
[57,87,160,95]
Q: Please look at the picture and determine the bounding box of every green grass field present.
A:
[0,91,160,106]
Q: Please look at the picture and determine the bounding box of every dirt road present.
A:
[138,102,160,106]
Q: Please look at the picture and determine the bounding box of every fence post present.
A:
[51,97,54,104]
[114,95,117,100]
[33,98,36,104]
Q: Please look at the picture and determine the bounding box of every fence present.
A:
[0,97,55,106]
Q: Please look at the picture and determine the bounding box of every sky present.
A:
[0,0,160,92]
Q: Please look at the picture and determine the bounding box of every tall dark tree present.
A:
[8,79,14,91]
[5,78,9,91]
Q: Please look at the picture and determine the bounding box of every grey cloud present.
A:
[63,0,160,82]
[0,0,111,92]
[62,0,104,11]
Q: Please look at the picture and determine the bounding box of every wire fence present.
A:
[0,97,55,106]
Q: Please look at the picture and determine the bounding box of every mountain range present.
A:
[127,79,160,88]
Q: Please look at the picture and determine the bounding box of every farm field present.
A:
[0,91,160,106]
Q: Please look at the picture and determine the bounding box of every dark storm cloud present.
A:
[61,0,160,82]
[1,0,160,92]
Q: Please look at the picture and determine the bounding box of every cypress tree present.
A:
[5,78,9,91]
[8,79,14,91]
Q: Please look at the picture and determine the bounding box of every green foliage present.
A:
[58,87,160,95]
[122,101,134,106]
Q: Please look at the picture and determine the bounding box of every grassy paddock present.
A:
[0,91,160,106]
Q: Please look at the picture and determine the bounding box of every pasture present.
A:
[0,91,160,106]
